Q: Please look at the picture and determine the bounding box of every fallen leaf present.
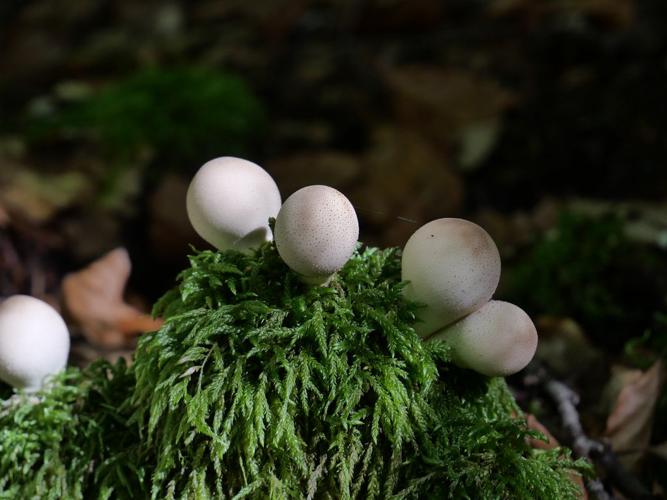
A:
[601,364,644,416]
[0,167,90,224]
[350,126,463,247]
[62,247,163,348]
[383,66,516,144]
[605,361,665,469]
[266,151,362,197]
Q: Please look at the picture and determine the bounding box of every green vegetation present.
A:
[26,67,265,167]
[0,362,140,499]
[506,213,627,328]
[506,212,667,491]
[1,245,585,498]
[0,369,91,500]
[505,212,667,350]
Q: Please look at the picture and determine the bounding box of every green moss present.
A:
[506,211,667,492]
[505,212,667,350]
[26,67,265,167]
[506,213,626,322]
[132,244,586,498]
[1,245,586,498]
[0,369,92,499]
[0,362,142,499]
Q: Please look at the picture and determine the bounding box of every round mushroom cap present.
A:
[0,295,70,391]
[274,185,359,283]
[186,157,282,252]
[401,218,501,337]
[430,300,538,377]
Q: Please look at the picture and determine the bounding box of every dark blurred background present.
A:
[1,0,667,494]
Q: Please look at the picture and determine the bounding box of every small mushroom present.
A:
[274,185,359,285]
[186,157,282,252]
[0,295,70,391]
[430,300,538,377]
[402,218,501,337]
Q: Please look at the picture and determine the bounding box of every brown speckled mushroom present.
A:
[429,300,538,377]
[186,157,282,252]
[401,218,501,337]
[274,185,359,285]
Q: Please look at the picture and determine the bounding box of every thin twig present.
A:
[541,377,610,500]
[525,362,656,500]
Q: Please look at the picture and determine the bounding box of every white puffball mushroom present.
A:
[274,185,359,285]
[430,300,538,377]
[0,295,70,391]
[402,218,501,337]
[186,157,282,252]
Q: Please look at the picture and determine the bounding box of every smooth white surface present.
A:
[402,218,501,336]
[431,300,538,377]
[274,185,359,283]
[186,157,282,251]
[0,295,70,391]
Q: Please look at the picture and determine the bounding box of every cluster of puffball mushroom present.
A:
[0,156,537,395]
[187,156,538,377]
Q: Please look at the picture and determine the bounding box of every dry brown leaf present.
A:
[62,247,163,348]
[266,152,362,197]
[605,361,665,469]
[601,364,644,416]
[383,66,516,142]
[0,168,90,224]
[349,126,464,247]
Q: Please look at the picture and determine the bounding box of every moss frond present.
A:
[0,361,143,499]
[0,243,586,498]
[0,369,96,499]
[131,243,585,498]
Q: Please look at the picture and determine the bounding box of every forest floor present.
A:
[1,0,667,497]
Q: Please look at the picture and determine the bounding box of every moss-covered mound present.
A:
[0,244,586,498]
[0,361,139,499]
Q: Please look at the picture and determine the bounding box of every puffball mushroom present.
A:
[430,300,538,377]
[186,157,282,252]
[0,295,70,391]
[402,218,501,337]
[274,185,359,285]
